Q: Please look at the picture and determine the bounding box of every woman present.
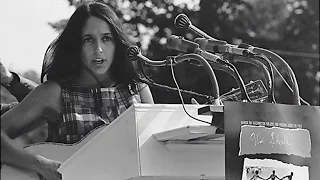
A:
[1,2,153,180]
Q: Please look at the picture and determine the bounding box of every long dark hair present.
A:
[41,2,138,86]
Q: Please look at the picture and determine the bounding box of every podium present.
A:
[2,103,317,180]
[57,103,225,180]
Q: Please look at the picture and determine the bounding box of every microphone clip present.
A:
[165,56,178,66]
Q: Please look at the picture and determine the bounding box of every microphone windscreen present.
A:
[174,13,190,29]
[127,46,141,61]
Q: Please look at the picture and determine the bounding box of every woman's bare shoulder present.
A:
[34,81,61,97]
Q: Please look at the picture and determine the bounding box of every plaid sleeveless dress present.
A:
[47,83,141,144]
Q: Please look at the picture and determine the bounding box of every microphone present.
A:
[167,35,222,63]
[174,14,217,40]
[127,46,169,66]
[167,35,252,102]
[174,14,254,58]
[194,38,255,57]
[174,14,255,58]
[127,46,147,61]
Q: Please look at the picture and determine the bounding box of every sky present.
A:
[0,0,75,74]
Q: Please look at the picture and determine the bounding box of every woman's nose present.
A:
[94,42,103,54]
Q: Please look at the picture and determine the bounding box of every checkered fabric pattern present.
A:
[47,83,141,144]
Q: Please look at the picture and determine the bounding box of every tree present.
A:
[50,0,319,105]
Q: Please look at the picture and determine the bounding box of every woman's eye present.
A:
[83,37,93,43]
[102,36,112,42]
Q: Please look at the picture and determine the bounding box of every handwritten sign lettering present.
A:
[239,125,311,157]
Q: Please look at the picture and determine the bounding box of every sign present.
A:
[239,125,311,157]
[224,102,320,180]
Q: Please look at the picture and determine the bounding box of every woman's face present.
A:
[81,16,116,76]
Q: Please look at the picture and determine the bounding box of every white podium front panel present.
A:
[57,104,225,179]
[134,104,224,177]
[58,107,140,180]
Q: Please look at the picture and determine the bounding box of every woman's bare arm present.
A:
[1,81,62,180]
[1,81,61,138]
[138,83,154,104]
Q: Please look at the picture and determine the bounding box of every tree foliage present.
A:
[50,0,319,105]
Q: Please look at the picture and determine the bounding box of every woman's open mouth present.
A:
[93,58,105,64]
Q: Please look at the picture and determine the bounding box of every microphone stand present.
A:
[187,47,253,102]
[215,59,253,103]
[136,59,215,104]
[173,13,300,104]
[192,61,260,103]
[137,57,256,104]
[241,45,301,105]
[223,54,273,103]
[174,54,221,105]
[127,46,221,105]
[252,54,276,103]
[134,53,221,105]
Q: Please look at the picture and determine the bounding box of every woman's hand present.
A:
[191,98,200,105]
[0,60,13,85]
[31,155,62,180]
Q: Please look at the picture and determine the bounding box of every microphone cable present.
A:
[224,52,310,105]
[214,58,252,103]
[252,54,309,105]
[239,43,302,105]
[191,56,253,103]
[169,59,225,130]
[136,58,215,104]
[128,46,220,104]
[252,54,276,104]
[268,62,310,106]
[223,53,272,100]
